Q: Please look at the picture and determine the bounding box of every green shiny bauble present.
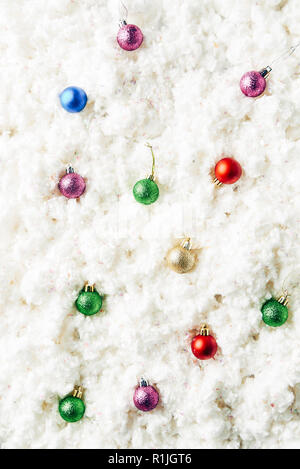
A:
[133,178,159,205]
[75,290,103,316]
[261,298,288,327]
[58,396,85,423]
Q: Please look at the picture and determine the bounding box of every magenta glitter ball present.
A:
[133,380,159,412]
[117,24,143,51]
[58,171,86,199]
[240,70,266,97]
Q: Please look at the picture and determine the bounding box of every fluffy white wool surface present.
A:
[0,0,299,450]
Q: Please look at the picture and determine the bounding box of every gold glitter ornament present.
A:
[166,238,196,274]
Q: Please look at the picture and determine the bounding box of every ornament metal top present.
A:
[261,291,289,327]
[117,2,143,51]
[58,386,85,423]
[240,42,300,98]
[133,143,159,205]
[166,238,197,274]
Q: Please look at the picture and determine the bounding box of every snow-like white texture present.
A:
[0,0,299,449]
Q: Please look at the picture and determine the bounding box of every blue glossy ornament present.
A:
[59,86,87,113]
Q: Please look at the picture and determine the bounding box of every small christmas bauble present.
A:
[75,284,103,316]
[240,71,266,98]
[59,386,85,423]
[58,167,86,199]
[133,379,159,412]
[191,325,217,360]
[59,86,87,113]
[166,238,196,274]
[133,178,159,205]
[214,157,242,185]
[117,23,143,51]
[261,296,288,327]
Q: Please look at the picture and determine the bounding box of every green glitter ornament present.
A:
[261,292,289,327]
[75,283,103,316]
[58,386,85,423]
[133,143,159,205]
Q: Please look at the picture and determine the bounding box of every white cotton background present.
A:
[0,0,299,449]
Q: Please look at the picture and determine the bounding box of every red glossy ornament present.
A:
[214,157,242,185]
[191,325,217,360]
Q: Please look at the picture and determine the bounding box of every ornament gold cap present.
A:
[259,66,272,78]
[84,282,95,292]
[213,177,222,187]
[199,324,210,336]
[72,386,83,399]
[277,291,289,307]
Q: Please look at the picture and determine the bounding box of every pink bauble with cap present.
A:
[117,21,143,51]
[133,378,159,412]
[240,41,300,97]
[58,166,86,199]
[240,69,268,98]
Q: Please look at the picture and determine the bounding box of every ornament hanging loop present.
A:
[269,42,300,68]
[119,0,128,27]
[281,269,300,295]
[145,143,156,180]
[259,42,300,79]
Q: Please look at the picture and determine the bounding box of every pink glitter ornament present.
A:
[117,22,143,51]
[58,167,86,199]
[240,69,268,98]
[133,378,159,412]
[240,42,300,97]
